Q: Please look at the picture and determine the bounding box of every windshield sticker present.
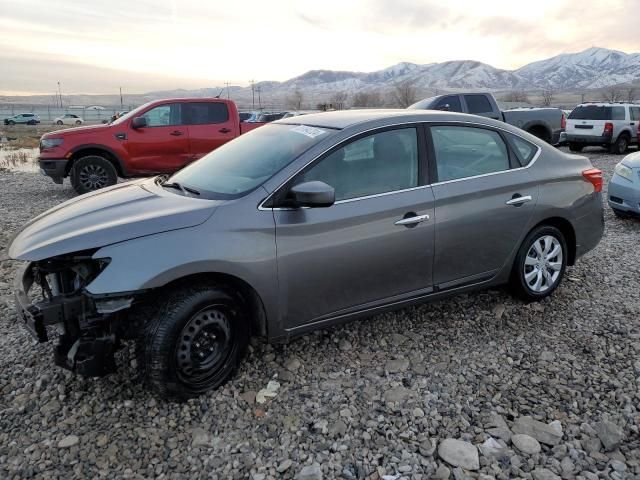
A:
[290,125,326,138]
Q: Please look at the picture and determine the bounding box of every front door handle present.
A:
[395,214,430,226]
[170,130,184,136]
[506,194,532,206]
[219,128,231,133]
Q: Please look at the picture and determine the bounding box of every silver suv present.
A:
[566,103,640,154]
[9,110,604,399]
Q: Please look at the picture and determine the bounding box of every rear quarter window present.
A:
[506,133,538,166]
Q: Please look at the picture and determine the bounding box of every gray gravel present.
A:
[1,148,639,479]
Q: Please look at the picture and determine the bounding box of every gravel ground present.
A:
[0,148,639,480]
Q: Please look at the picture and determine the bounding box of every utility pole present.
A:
[224,82,230,99]
[256,86,262,110]
[581,92,585,103]
[119,87,123,109]
[57,81,63,108]
[249,80,255,109]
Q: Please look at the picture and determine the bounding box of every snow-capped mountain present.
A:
[515,47,640,90]
[248,47,640,98]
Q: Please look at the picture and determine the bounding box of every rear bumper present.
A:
[608,174,640,214]
[566,134,611,145]
[38,158,68,184]
[573,194,605,260]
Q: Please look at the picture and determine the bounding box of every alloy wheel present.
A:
[523,235,563,293]
[78,164,109,190]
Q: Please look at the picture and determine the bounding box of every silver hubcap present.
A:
[79,164,108,190]
[523,235,563,293]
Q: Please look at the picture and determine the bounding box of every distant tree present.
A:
[352,90,383,108]
[391,81,417,108]
[286,89,304,110]
[330,91,348,110]
[627,88,637,103]
[505,89,530,103]
[541,89,554,106]
[602,86,623,102]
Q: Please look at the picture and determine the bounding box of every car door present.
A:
[428,124,539,288]
[124,102,191,173]
[272,126,435,331]
[184,102,235,161]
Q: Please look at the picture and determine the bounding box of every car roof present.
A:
[273,109,511,131]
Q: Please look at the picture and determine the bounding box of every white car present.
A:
[54,114,84,126]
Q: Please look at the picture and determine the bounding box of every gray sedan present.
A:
[9,110,604,399]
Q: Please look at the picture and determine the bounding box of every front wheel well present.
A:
[67,149,124,177]
[141,273,268,338]
[530,217,576,265]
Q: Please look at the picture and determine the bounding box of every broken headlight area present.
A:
[14,252,141,378]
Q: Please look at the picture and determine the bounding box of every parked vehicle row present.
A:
[3,113,40,125]
[38,98,265,194]
[10,109,604,399]
[566,102,640,154]
[409,92,566,145]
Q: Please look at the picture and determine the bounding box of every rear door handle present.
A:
[395,214,430,226]
[170,130,184,136]
[219,128,231,133]
[506,195,532,206]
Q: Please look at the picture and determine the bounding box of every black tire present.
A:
[7,120,15,126]
[56,120,63,125]
[510,225,567,301]
[70,155,118,194]
[137,283,250,400]
[75,120,82,125]
[609,134,629,155]
[568,142,583,153]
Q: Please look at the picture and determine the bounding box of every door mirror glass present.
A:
[131,116,147,129]
[290,181,335,208]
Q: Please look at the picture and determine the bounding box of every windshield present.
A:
[168,123,334,198]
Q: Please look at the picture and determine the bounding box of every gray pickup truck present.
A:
[409,92,565,145]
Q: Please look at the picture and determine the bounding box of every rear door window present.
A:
[611,107,625,120]
[431,126,510,182]
[464,95,493,115]
[185,102,230,125]
[631,107,640,120]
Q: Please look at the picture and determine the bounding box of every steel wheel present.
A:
[174,305,234,389]
[78,163,109,190]
[523,235,563,293]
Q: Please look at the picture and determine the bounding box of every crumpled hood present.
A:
[9,179,219,260]
[622,151,640,168]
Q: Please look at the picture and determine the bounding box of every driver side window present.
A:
[141,103,182,127]
[431,126,510,182]
[301,128,419,201]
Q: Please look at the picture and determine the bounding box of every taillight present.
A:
[561,113,566,130]
[583,168,603,192]
[603,122,613,136]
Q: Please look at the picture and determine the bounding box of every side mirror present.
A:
[131,116,147,129]
[289,181,335,208]
[436,104,450,111]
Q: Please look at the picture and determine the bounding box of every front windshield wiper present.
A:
[158,177,200,196]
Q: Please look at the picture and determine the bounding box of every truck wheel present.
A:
[137,283,250,400]
[568,143,584,153]
[510,225,567,302]
[609,134,629,155]
[71,156,118,194]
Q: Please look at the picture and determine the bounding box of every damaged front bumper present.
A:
[14,262,136,377]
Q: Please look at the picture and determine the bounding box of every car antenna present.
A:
[214,88,224,99]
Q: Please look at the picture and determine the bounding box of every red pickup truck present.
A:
[38,98,264,194]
